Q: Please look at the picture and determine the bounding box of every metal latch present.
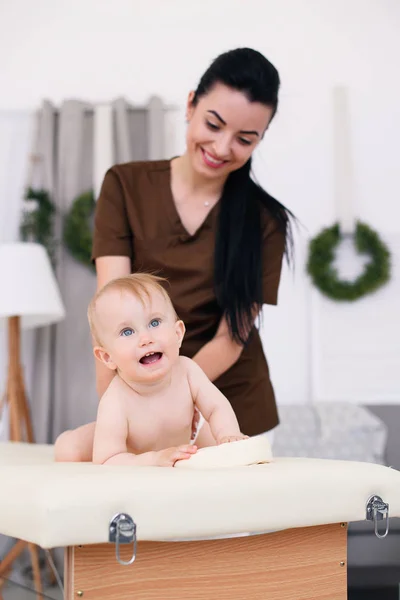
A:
[109,513,137,565]
[366,495,389,539]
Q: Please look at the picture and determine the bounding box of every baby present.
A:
[55,273,247,467]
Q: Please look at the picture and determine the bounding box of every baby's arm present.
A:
[92,391,151,465]
[186,358,248,444]
[92,387,195,467]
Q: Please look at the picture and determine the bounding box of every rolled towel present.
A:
[175,435,273,469]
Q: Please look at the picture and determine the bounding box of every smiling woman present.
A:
[183,84,272,180]
[69,47,295,461]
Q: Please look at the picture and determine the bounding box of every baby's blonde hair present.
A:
[88,273,177,345]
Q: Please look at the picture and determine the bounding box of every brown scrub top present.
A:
[92,160,285,436]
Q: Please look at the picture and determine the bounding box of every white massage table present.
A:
[0,439,400,600]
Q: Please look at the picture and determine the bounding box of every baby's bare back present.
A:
[115,365,195,454]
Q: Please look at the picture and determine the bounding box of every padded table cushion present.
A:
[1,442,400,549]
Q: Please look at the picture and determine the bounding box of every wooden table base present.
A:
[65,523,348,600]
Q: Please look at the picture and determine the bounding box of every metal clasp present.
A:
[366,495,390,539]
[109,513,137,565]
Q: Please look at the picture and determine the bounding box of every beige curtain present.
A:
[0,96,167,588]
[27,96,166,443]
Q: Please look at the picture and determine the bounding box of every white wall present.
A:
[1,0,399,112]
[0,0,399,406]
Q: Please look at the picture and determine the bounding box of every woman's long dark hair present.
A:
[192,48,294,345]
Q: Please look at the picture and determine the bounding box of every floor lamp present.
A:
[0,242,65,599]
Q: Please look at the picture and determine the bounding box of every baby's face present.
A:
[94,288,184,382]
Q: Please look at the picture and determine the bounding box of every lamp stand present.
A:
[7,316,34,442]
[0,316,42,599]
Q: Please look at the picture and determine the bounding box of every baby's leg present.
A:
[54,422,96,462]
[194,421,217,449]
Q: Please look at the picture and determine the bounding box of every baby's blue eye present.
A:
[150,319,161,328]
[121,328,134,337]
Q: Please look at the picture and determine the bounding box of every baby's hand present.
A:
[156,445,197,467]
[217,434,249,445]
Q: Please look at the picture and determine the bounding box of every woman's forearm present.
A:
[192,335,242,382]
[94,256,131,398]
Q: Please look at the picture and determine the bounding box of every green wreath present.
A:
[306,222,390,301]
[20,188,57,267]
[63,190,95,271]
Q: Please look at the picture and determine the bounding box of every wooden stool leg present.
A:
[0,566,11,585]
[44,549,58,586]
[0,539,27,576]
[0,568,10,600]
[28,543,43,600]
[0,541,45,600]
[0,544,24,600]
[0,540,26,600]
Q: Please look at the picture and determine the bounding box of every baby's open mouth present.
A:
[139,352,163,365]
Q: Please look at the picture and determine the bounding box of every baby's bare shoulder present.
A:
[179,356,206,378]
[96,377,131,426]
[101,375,133,405]
[104,375,122,396]
[178,357,206,398]
[178,356,199,380]
[179,356,198,373]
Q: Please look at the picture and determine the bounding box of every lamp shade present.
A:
[0,242,65,329]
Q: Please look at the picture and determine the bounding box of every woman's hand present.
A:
[191,316,243,382]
